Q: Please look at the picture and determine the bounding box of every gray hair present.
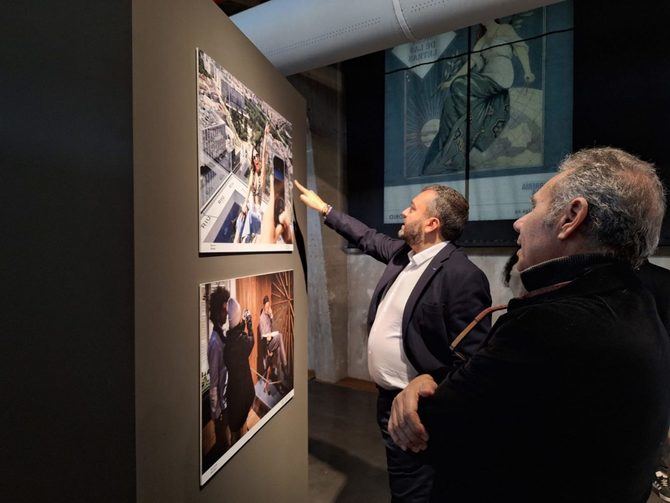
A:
[421,185,469,241]
[546,147,666,267]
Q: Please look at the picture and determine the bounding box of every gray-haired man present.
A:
[390,147,670,503]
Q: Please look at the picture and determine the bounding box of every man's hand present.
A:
[389,374,437,452]
[294,180,329,215]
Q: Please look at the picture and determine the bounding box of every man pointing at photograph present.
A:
[296,180,491,501]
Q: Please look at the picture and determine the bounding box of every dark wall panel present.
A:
[573,0,670,243]
[342,54,392,238]
[1,2,135,502]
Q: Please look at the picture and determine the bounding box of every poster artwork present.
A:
[197,48,294,253]
[384,2,573,223]
[200,270,295,484]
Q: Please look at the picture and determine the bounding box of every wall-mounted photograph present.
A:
[199,270,295,485]
[197,48,294,253]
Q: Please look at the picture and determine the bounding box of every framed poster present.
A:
[197,49,294,253]
[384,1,573,243]
[200,270,295,485]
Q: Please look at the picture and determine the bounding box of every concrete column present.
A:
[290,67,349,382]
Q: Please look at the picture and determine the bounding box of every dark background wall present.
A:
[1,1,135,502]
[344,0,670,245]
[572,0,670,243]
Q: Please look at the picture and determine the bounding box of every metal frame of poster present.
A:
[199,269,295,485]
[197,48,294,253]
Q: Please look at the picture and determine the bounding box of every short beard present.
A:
[398,222,423,247]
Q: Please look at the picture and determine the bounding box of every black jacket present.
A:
[224,321,255,431]
[324,209,492,380]
[423,255,670,502]
[636,259,670,334]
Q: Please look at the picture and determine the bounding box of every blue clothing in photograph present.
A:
[207,330,228,420]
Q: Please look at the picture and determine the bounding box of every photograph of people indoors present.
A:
[200,271,295,484]
[197,49,293,253]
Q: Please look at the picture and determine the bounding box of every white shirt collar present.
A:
[407,241,449,268]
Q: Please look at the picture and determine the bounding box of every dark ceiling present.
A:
[213,0,269,16]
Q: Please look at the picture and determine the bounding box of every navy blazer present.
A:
[325,209,492,381]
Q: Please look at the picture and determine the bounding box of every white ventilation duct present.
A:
[232,0,564,75]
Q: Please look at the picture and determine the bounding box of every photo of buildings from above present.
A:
[197,48,294,253]
[199,270,295,485]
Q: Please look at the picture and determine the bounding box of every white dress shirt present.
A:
[367,241,448,390]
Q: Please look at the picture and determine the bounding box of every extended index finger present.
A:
[294,180,309,194]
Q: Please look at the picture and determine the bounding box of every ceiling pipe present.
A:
[231,0,564,76]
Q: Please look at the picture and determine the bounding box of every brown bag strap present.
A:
[450,304,508,353]
[450,280,573,355]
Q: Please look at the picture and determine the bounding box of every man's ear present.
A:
[557,197,588,240]
[425,217,440,234]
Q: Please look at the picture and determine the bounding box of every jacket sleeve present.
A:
[228,321,254,358]
[324,208,404,264]
[424,264,492,383]
[446,266,492,359]
[420,305,554,443]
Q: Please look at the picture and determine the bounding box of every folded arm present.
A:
[390,307,543,451]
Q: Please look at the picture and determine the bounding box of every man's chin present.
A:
[516,257,532,273]
[515,251,526,271]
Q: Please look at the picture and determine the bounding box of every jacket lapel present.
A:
[401,242,457,335]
